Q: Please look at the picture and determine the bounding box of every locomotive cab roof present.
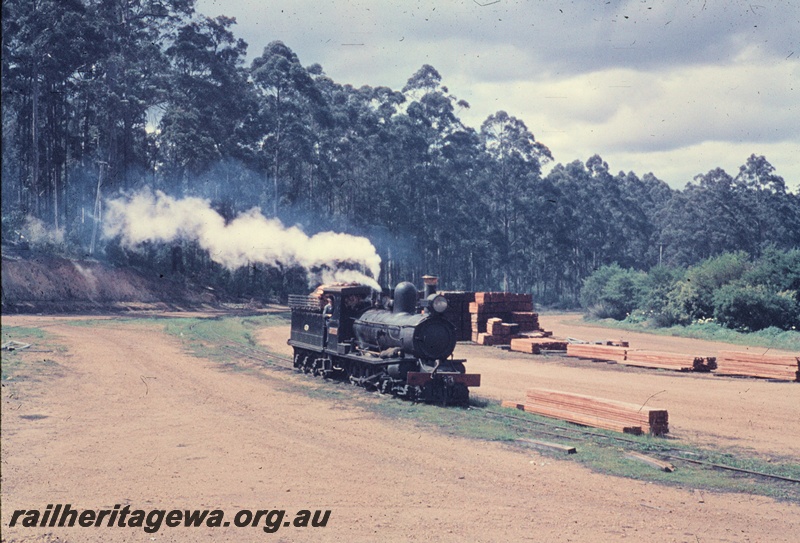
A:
[318,284,374,296]
[288,283,375,312]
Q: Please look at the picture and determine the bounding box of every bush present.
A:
[581,251,800,331]
[638,266,685,326]
[581,265,646,320]
[743,247,800,303]
[712,284,800,331]
[666,251,750,323]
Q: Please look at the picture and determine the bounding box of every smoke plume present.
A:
[21,215,65,246]
[103,190,381,289]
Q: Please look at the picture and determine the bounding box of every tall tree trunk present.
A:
[32,69,41,217]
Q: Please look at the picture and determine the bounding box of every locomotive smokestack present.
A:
[422,275,438,298]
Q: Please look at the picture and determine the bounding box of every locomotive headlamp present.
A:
[431,294,448,313]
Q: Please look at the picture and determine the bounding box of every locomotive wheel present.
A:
[292,349,304,370]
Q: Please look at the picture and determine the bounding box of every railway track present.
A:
[479,408,800,484]
[185,325,294,369]
[197,328,800,486]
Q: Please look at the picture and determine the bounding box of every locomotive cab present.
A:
[288,284,373,355]
[323,285,374,353]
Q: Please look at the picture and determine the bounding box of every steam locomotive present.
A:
[287,276,480,406]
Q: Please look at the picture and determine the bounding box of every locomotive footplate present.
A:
[406,371,481,388]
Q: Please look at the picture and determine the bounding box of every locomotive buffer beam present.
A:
[406,371,481,388]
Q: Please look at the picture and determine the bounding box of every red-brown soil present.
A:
[2,313,798,543]
[1,253,215,313]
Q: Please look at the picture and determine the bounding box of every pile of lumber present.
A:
[716,351,800,381]
[487,317,519,337]
[472,326,513,345]
[509,337,568,354]
[470,292,541,345]
[625,350,717,372]
[505,388,669,435]
[440,291,475,341]
[565,343,628,362]
[565,343,716,372]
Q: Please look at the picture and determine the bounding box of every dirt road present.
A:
[2,314,799,542]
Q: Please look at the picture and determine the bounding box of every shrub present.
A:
[639,266,685,326]
[666,251,750,322]
[581,265,646,320]
[712,284,800,331]
[743,247,800,303]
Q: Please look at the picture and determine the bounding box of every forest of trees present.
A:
[3,0,800,309]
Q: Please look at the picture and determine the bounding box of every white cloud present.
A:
[452,50,799,187]
[197,0,800,189]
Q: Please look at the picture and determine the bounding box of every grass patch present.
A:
[1,326,63,381]
[1,326,49,343]
[484,404,800,502]
[160,314,289,362]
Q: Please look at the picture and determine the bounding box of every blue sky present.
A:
[197,0,800,190]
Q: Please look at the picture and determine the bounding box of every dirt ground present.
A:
[2,313,799,543]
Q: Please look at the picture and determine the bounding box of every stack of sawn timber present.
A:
[513,388,669,436]
[716,351,800,381]
[626,350,717,372]
[566,343,628,363]
[565,343,717,372]
[509,334,568,354]
[470,292,540,346]
[440,291,475,341]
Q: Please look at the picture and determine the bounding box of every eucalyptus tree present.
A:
[733,154,800,252]
[305,69,403,224]
[480,110,552,291]
[2,0,194,250]
[158,14,254,194]
[658,168,754,265]
[2,0,101,228]
[376,64,473,282]
[615,171,670,261]
[546,157,614,300]
[436,127,489,290]
[80,0,194,183]
[250,41,324,217]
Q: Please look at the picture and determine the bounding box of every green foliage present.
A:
[583,249,800,333]
[665,251,750,324]
[638,266,685,326]
[713,284,799,332]
[742,247,800,303]
[580,264,647,320]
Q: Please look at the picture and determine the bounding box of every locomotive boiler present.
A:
[287,276,480,405]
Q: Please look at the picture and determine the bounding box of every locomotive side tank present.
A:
[287,277,480,406]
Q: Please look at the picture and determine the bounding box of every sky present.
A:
[196,0,800,190]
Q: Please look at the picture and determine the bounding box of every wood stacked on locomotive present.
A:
[287,277,480,405]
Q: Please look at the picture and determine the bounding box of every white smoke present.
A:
[20,215,65,246]
[102,190,381,289]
